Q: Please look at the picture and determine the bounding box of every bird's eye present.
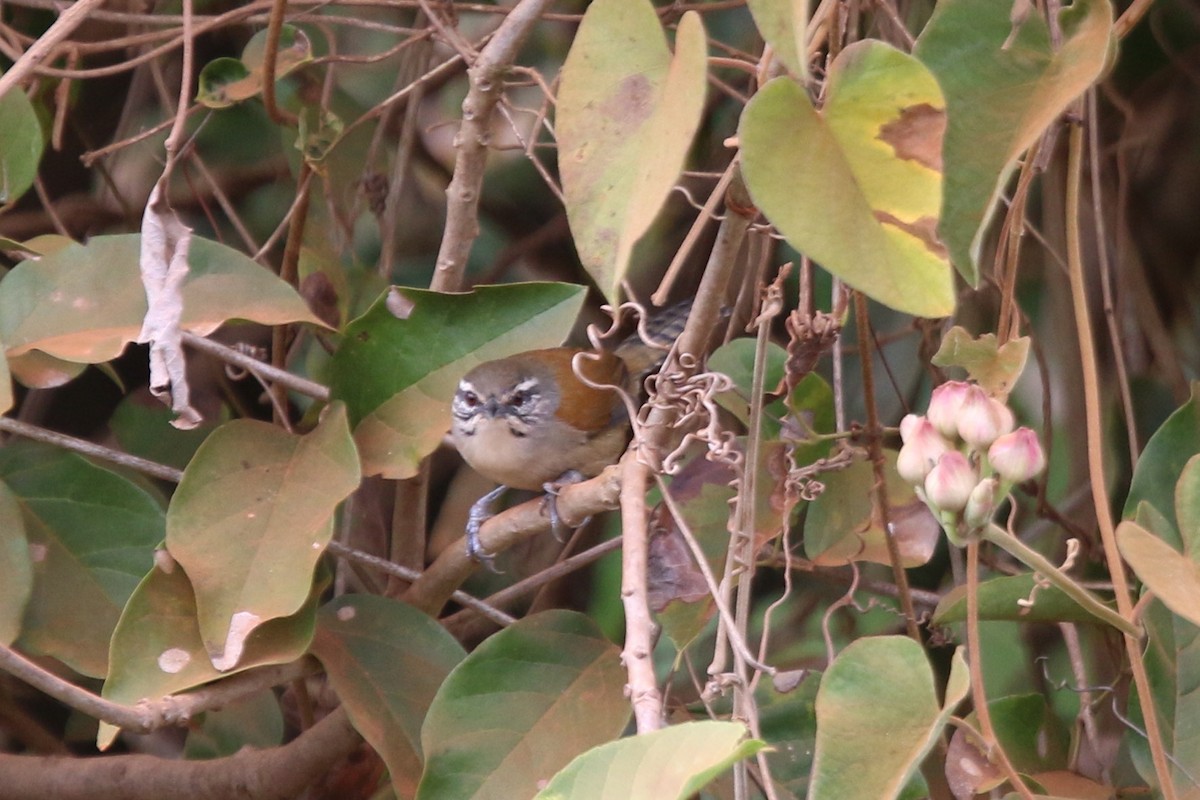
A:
[461,391,479,407]
[509,390,527,406]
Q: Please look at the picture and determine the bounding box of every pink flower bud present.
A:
[988,427,1046,484]
[964,477,999,530]
[924,451,978,513]
[956,386,1011,449]
[897,416,950,485]
[899,413,923,442]
[927,381,971,439]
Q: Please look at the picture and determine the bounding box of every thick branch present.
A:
[0,706,360,800]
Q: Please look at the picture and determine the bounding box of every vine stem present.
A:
[853,291,921,643]
[1063,116,1176,798]
[966,541,1035,799]
[980,523,1137,637]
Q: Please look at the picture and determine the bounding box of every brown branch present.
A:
[0,706,360,800]
[402,465,623,615]
[0,0,108,99]
[0,641,317,735]
[431,0,556,291]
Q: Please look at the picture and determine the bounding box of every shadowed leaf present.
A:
[311,595,466,798]
[0,442,163,678]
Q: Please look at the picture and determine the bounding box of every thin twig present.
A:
[0,0,108,99]
[181,331,331,402]
[966,540,1037,799]
[441,537,622,632]
[325,540,516,627]
[0,417,184,483]
[854,291,922,643]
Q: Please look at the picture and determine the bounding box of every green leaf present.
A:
[804,450,939,567]
[1124,383,1200,532]
[196,58,255,109]
[109,393,220,471]
[0,74,45,204]
[311,595,466,797]
[534,720,766,800]
[810,638,969,799]
[184,689,284,759]
[740,42,954,318]
[745,0,806,77]
[0,442,164,678]
[757,671,820,796]
[933,573,1120,627]
[328,283,586,479]
[166,403,360,671]
[557,0,707,303]
[987,695,1070,774]
[931,327,1031,398]
[0,234,324,387]
[196,26,312,109]
[914,0,1114,283]
[1176,454,1200,558]
[1128,598,1200,793]
[98,560,320,749]
[0,481,32,645]
[417,610,630,799]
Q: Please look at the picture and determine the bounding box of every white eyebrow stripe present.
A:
[513,378,540,393]
[458,379,479,395]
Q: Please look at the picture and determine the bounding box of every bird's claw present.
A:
[466,485,507,573]
[541,471,590,543]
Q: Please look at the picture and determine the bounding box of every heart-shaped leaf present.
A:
[557,0,707,303]
[931,327,1030,399]
[329,283,586,479]
[166,404,360,671]
[740,41,953,318]
[810,638,969,799]
[804,450,939,568]
[913,0,1114,283]
[535,721,766,800]
[196,25,312,108]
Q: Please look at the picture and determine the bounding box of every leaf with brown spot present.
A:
[741,41,954,318]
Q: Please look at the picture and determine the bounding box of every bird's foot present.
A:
[466,484,508,573]
[541,470,591,542]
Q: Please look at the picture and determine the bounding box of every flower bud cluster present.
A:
[898,381,1045,544]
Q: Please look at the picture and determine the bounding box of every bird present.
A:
[450,303,691,564]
